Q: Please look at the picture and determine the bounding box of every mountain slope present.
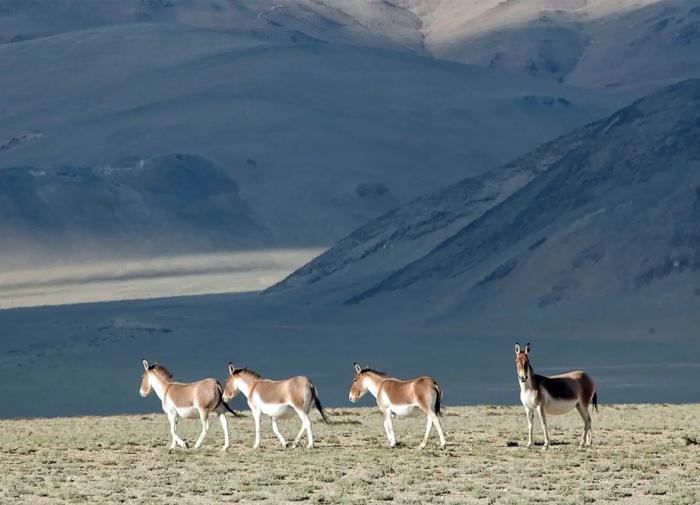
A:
[0,21,612,265]
[271,79,700,334]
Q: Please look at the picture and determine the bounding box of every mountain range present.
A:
[271,79,700,338]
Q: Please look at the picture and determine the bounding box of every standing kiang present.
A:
[139,360,237,451]
[514,343,598,449]
[222,363,329,449]
[349,363,446,448]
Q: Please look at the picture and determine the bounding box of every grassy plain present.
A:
[1,404,698,504]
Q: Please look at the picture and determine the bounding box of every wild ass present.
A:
[139,360,236,451]
[222,363,329,449]
[514,343,598,449]
[348,363,446,448]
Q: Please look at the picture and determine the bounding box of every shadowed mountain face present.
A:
[0,154,267,261]
[271,79,700,336]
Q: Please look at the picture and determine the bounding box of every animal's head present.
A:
[349,363,368,402]
[223,362,240,402]
[140,360,173,397]
[140,359,152,397]
[514,343,532,383]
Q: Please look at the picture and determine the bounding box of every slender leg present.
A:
[167,412,178,450]
[302,413,313,449]
[252,409,262,449]
[525,407,534,447]
[537,405,549,449]
[168,413,187,449]
[271,417,287,447]
[219,413,229,451]
[429,412,446,448]
[575,404,590,448]
[418,415,433,449]
[194,410,209,449]
[382,410,396,447]
[292,422,306,448]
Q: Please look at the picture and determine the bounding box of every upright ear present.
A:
[228,362,235,375]
[354,362,361,373]
[514,343,521,356]
[525,343,531,354]
[142,359,149,370]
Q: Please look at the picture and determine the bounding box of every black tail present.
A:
[434,383,443,417]
[216,381,240,417]
[592,391,598,413]
[311,384,329,424]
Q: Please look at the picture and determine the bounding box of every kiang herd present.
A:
[139,343,598,451]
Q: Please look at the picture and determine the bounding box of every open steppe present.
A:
[1,404,698,504]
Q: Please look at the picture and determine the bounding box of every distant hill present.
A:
[271,79,700,337]
[3,0,698,95]
[0,17,611,265]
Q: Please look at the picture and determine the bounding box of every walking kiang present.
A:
[138,344,598,452]
[514,343,598,449]
[222,363,329,449]
[348,363,446,448]
[139,360,236,451]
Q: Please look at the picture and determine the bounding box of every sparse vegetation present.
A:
[1,404,698,504]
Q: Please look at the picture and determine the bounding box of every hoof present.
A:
[220,445,229,452]
[418,443,426,450]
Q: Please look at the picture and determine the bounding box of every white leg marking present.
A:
[219,413,229,451]
[525,407,534,448]
[419,415,433,449]
[575,404,588,447]
[382,410,396,447]
[252,408,261,449]
[537,405,549,450]
[169,413,187,449]
[430,411,446,448]
[302,413,313,449]
[194,410,209,449]
[271,417,287,448]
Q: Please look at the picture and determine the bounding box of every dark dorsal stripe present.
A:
[149,363,173,380]
[536,375,579,400]
[232,367,263,379]
[361,368,388,377]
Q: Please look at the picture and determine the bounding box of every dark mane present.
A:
[360,367,388,377]
[232,367,263,379]
[149,363,174,380]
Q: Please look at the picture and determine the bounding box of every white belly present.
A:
[389,403,418,418]
[544,397,578,416]
[259,402,291,418]
[175,406,200,419]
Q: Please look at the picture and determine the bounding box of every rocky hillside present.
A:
[271,79,700,335]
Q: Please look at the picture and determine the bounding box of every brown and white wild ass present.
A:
[139,360,236,451]
[222,363,329,449]
[515,343,598,449]
[348,363,446,448]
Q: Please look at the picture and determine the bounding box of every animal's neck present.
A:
[363,373,385,398]
[234,374,258,398]
[519,366,538,393]
[149,373,170,401]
